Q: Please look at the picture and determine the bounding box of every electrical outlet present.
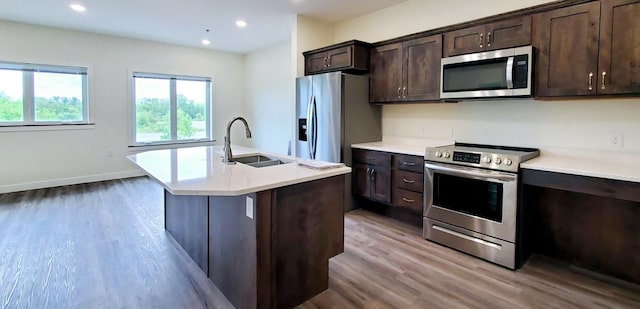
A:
[610,132,624,149]
[246,196,254,219]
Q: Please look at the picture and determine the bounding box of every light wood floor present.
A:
[0,177,638,308]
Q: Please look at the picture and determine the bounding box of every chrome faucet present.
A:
[223,117,252,164]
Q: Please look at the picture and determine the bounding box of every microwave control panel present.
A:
[513,54,529,89]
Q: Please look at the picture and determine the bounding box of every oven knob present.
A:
[435,151,442,158]
[484,156,492,163]
[505,159,513,166]
[443,152,451,158]
[495,158,502,165]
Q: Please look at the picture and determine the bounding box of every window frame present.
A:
[131,72,213,147]
[0,61,89,126]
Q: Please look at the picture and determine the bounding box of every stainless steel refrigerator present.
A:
[295,72,381,211]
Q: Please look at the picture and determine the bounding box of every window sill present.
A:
[128,140,217,152]
[0,123,95,132]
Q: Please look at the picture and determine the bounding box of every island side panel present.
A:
[164,190,209,274]
[208,193,259,309]
[272,175,345,309]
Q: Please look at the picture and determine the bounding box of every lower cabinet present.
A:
[353,149,424,214]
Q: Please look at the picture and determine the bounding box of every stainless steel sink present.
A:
[233,155,291,168]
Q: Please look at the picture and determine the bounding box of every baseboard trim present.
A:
[0,170,145,194]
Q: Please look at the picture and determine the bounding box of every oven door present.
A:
[424,162,518,242]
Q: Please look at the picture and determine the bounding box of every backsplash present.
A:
[383,98,640,152]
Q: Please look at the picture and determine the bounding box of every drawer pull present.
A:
[366,157,376,161]
[402,197,415,203]
[402,178,415,184]
[402,161,416,166]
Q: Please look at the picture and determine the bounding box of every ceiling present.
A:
[0,0,406,54]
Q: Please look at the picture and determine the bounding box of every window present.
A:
[132,72,212,145]
[0,62,89,125]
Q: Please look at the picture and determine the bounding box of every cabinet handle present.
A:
[588,72,594,91]
[402,161,416,166]
[371,169,376,181]
[402,178,415,184]
[402,86,407,99]
[366,157,375,162]
[324,57,329,68]
[487,32,491,47]
[397,86,402,99]
[601,71,607,90]
[480,33,484,48]
[366,167,371,177]
[402,197,415,203]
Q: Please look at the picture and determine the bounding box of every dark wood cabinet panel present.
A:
[403,35,442,101]
[164,191,209,274]
[352,149,392,204]
[353,148,391,167]
[371,35,442,103]
[486,16,532,51]
[393,154,424,173]
[370,43,403,102]
[370,167,392,204]
[444,16,531,57]
[392,188,423,213]
[598,0,640,94]
[304,40,371,75]
[394,169,424,192]
[326,46,352,70]
[534,2,601,96]
[443,25,486,57]
[353,163,371,198]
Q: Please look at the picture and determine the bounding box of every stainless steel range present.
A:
[423,143,539,269]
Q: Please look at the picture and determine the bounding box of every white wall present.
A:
[0,20,246,193]
[245,39,294,154]
[333,0,640,153]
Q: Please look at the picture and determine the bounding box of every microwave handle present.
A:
[506,56,514,89]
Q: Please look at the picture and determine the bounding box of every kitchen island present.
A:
[128,145,350,309]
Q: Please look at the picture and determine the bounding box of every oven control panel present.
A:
[425,145,536,173]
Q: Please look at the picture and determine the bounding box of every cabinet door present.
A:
[370,43,403,102]
[403,35,442,101]
[485,16,532,51]
[305,52,328,75]
[352,163,371,198]
[443,25,486,57]
[598,0,640,94]
[534,2,601,96]
[370,167,391,204]
[327,46,353,71]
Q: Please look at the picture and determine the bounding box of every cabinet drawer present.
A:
[393,188,423,213]
[394,170,424,193]
[394,154,424,173]
[353,149,391,167]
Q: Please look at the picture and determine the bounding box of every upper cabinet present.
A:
[534,0,640,97]
[303,40,371,76]
[370,35,442,103]
[443,16,531,57]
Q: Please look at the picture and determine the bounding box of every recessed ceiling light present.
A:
[201,39,211,46]
[235,20,247,28]
[69,3,86,12]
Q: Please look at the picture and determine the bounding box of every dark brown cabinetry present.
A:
[303,40,371,75]
[535,0,640,97]
[353,149,425,214]
[353,149,392,203]
[370,35,442,103]
[443,16,531,57]
[392,154,425,213]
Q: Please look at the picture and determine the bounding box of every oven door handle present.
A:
[424,162,517,182]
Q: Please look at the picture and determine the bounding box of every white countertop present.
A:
[127,145,351,196]
[352,137,454,156]
[521,148,640,183]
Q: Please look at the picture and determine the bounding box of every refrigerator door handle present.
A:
[306,95,314,158]
[310,96,318,159]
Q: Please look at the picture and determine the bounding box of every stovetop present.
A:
[425,143,540,173]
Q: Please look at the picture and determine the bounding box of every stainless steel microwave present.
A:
[440,46,533,99]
